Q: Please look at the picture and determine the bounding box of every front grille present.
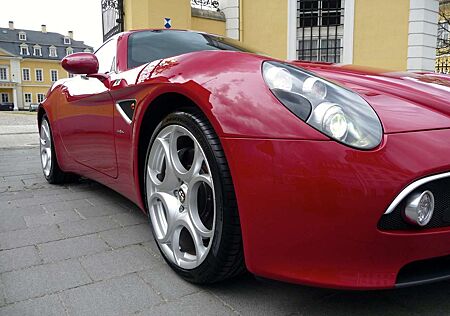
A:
[378,177,450,230]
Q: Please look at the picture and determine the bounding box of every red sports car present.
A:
[39,29,450,289]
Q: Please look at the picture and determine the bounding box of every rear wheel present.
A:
[40,115,76,184]
[144,110,244,283]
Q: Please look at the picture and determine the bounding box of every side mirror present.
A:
[62,52,99,75]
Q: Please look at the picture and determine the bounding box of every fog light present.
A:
[404,190,435,226]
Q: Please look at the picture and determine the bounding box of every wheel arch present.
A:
[134,91,225,213]
[37,105,45,128]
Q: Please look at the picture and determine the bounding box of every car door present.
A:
[58,38,118,178]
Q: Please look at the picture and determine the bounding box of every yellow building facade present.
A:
[0,22,92,110]
[106,0,440,72]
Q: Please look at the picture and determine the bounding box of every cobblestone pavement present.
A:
[0,112,39,149]
[1,113,450,315]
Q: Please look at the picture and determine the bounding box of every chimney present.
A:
[68,31,73,39]
[41,24,47,33]
[8,21,14,30]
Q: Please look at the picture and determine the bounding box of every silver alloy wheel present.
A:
[40,119,52,177]
[146,125,216,270]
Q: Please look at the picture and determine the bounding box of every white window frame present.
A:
[0,66,8,81]
[24,93,32,104]
[64,37,71,45]
[1,93,9,103]
[20,44,29,56]
[37,93,45,103]
[22,68,30,81]
[35,68,43,82]
[66,47,74,56]
[50,69,58,82]
[49,46,57,57]
[18,31,26,41]
[33,46,42,57]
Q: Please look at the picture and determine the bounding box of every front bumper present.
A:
[221,129,450,289]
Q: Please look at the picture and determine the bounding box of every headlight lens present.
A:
[263,61,383,150]
[264,66,293,91]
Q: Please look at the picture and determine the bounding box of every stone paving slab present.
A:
[79,245,157,281]
[38,234,111,263]
[0,246,41,274]
[0,125,38,135]
[0,294,66,316]
[1,259,91,303]
[60,273,162,316]
[1,135,450,315]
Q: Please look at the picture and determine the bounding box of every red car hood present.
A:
[291,61,450,134]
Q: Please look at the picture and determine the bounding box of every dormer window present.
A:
[66,47,74,56]
[33,45,42,56]
[49,46,57,57]
[20,43,29,55]
[18,31,26,41]
[64,37,71,45]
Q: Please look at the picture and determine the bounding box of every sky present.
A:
[0,0,103,49]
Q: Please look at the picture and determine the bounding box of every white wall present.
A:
[407,0,439,71]
[220,0,240,39]
[342,0,355,64]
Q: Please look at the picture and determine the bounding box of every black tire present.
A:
[144,110,245,284]
[40,115,77,184]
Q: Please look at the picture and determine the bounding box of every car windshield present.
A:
[127,30,258,69]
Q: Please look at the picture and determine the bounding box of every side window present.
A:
[95,39,117,74]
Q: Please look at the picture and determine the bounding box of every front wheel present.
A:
[144,110,244,283]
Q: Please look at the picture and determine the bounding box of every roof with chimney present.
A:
[0,22,93,61]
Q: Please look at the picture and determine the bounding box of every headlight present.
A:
[262,61,383,150]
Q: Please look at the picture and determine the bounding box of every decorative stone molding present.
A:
[407,0,439,71]
[220,0,240,39]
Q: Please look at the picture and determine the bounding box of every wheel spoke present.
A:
[168,128,204,182]
[186,174,214,239]
[180,213,208,263]
[189,173,212,189]
[42,123,50,142]
[147,137,179,191]
[170,227,183,266]
[149,192,180,243]
[190,142,206,178]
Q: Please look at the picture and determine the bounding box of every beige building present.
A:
[102,0,440,72]
[0,22,92,110]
